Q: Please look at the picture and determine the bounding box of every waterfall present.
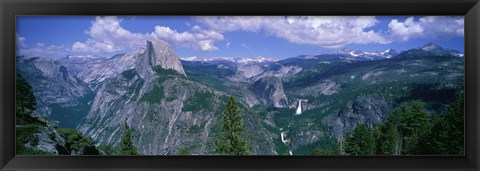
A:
[295,100,302,115]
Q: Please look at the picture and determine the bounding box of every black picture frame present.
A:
[1,0,479,170]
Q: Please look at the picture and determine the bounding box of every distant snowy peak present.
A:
[181,56,278,64]
[381,48,399,58]
[65,55,104,59]
[299,48,399,61]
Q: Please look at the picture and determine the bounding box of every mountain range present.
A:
[16,41,464,155]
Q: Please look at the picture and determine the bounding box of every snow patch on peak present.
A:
[181,56,278,64]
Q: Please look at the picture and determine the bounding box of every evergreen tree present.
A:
[215,96,252,155]
[16,75,36,117]
[378,124,399,155]
[430,94,464,155]
[118,122,138,155]
[344,124,376,155]
[371,124,382,154]
[386,101,431,155]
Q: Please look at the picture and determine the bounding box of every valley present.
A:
[16,41,464,155]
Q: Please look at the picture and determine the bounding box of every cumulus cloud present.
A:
[195,16,264,33]
[72,16,223,54]
[16,34,28,49]
[72,16,150,53]
[388,16,464,41]
[196,16,388,48]
[151,25,223,51]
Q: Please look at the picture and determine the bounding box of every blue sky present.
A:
[16,16,464,59]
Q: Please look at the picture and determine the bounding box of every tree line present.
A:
[339,96,464,155]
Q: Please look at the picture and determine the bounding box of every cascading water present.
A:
[295,100,302,115]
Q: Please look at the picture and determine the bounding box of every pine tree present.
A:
[16,75,36,115]
[215,96,252,155]
[344,124,376,155]
[386,101,431,155]
[430,94,464,155]
[118,122,138,155]
[378,124,399,155]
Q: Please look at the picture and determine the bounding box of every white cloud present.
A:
[151,25,223,51]
[72,16,149,53]
[388,16,464,41]
[72,16,223,54]
[16,34,28,49]
[196,16,388,48]
[195,16,263,33]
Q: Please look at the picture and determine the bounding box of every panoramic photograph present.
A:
[15,16,464,156]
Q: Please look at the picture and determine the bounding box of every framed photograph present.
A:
[1,0,479,170]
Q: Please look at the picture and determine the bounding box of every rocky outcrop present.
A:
[16,56,94,128]
[79,68,222,154]
[295,79,340,96]
[251,76,289,108]
[136,40,186,78]
[60,48,142,90]
[322,96,392,137]
[60,40,186,90]
[290,129,324,151]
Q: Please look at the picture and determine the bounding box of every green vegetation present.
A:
[16,75,54,155]
[140,66,187,103]
[153,66,183,77]
[312,146,338,156]
[16,75,99,155]
[386,101,431,154]
[58,128,99,155]
[177,147,191,155]
[145,110,160,123]
[188,125,203,134]
[215,96,252,155]
[344,124,376,155]
[183,91,214,113]
[97,143,118,155]
[377,124,399,155]
[429,94,464,155]
[343,96,464,155]
[121,69,137,80]
[140,84,164,103]
[118,122,139,155]
[182,63,234,91]
[16,74,36,115]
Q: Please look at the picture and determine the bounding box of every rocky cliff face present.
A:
[251,76,289,108]
[322,96,393,137]
[59,48,142,90]
[19,42,464,155]
[138,40,186,77]
[79,69,223,154]
[17,56,94,128]
[60,40,186,90]
[78,40,236,155]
